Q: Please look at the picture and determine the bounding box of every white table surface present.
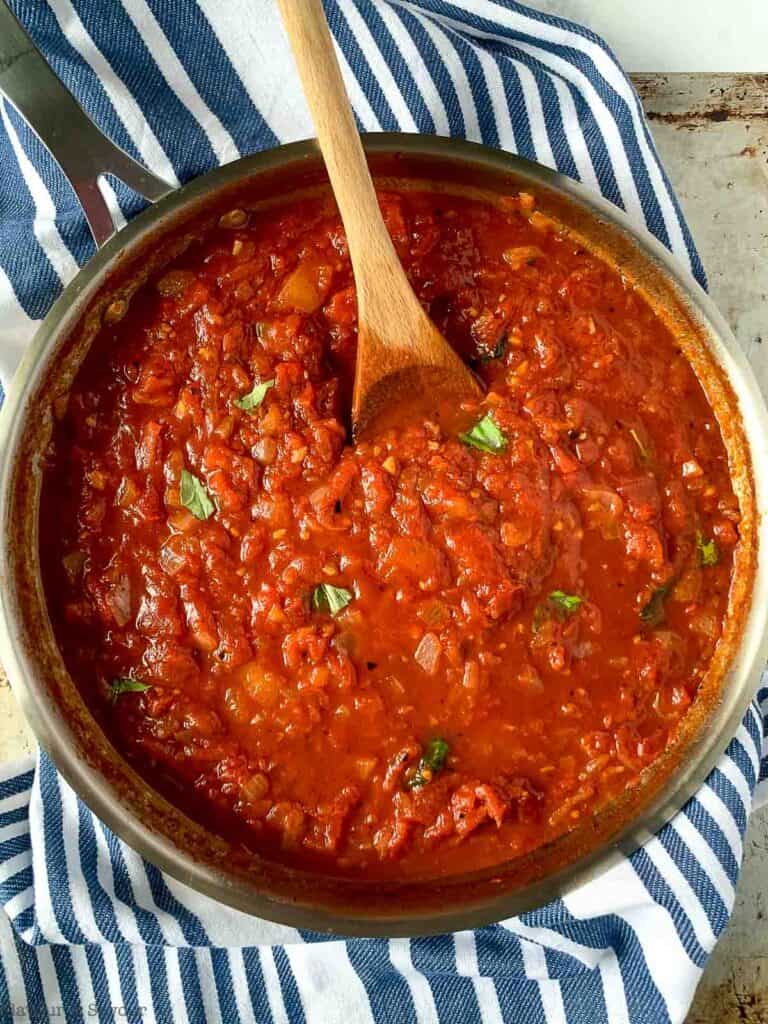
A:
[524,0,768,72]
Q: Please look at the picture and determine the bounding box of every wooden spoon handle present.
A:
[278,0,481,437]
[276,0,407,316]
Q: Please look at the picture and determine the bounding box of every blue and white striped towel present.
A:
[0,2,766,1022]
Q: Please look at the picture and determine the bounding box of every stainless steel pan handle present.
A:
[0,0,173,247]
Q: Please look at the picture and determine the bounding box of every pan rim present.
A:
[1,134,767,936]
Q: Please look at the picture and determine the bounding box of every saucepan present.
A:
[0,2,767,936]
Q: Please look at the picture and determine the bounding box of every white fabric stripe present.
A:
[97,176,127,233]
[0,790,32,819]
[258,947,290,1024]
[752,698,766,804]
[37,946,64,1022]
[0,101,80,285]
[92,824,144,943]
[197,0,382,139]
[744,705,763,755]
[195,0,312,143]
[598,950,631,1024]
[119,0,238,165]
[68,945,99,1024]
[757,693,768,801]
[512,61,556,167]
[504,920,604,969]
[0,819,30,844]
[456,0,692,272]
[0,789,33,817]
[719,755,754,815]
[119,856,188,946]
[736,721,762,778]
[0,267,36,384]
[474,48,516,151]
[520,940,567,1024]
[332,31,383,131]
[161,873,302,947]
[565,856,697,1023]
[0,912,26,1013]
[47,0,178,186]
[749,699,764,740]
[101,943,132,1021]
[195,948,223,1022]
[57,778,108,944]
[388,938,439,1023]
[0,849,31,885]
[549,75,601,191]
[27,771,69,943]
[162,947,189,1024]
[2,883,35,922]
[228,949,257,1024]
[671,812,736,911]
[453,931,504,1024]
[402,9,481,141]
[642,835,717,952]
[337,0,417,130]
[285,941,375,1024]
[697,784,744,863]
[131,947,159,1024]
[376,2,450,134]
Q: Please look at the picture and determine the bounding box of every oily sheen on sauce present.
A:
[39,190,738,881]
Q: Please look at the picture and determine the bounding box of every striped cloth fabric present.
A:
[0,2,765,1022]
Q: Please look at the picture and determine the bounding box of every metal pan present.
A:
[1,3,767,936]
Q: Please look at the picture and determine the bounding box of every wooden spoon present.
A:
[277,0,481,439]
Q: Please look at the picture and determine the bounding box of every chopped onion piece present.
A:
[107,575,132,627]
[414,632,441,675]
[681,459,703,479]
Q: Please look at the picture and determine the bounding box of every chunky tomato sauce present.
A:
[40,189,738,879]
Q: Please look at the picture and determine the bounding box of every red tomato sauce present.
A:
[39,189,739,879]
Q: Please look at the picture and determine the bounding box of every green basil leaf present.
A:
[109,677,150,703]
[696,530,719,567]
[235,378,275,412]
[311,583,353,616]
[533,591,583,632]
[460,412,508,454]
[406,737,450,789]
[422,737,449,772]
[180,470,214,520]
[549,590,582,616]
